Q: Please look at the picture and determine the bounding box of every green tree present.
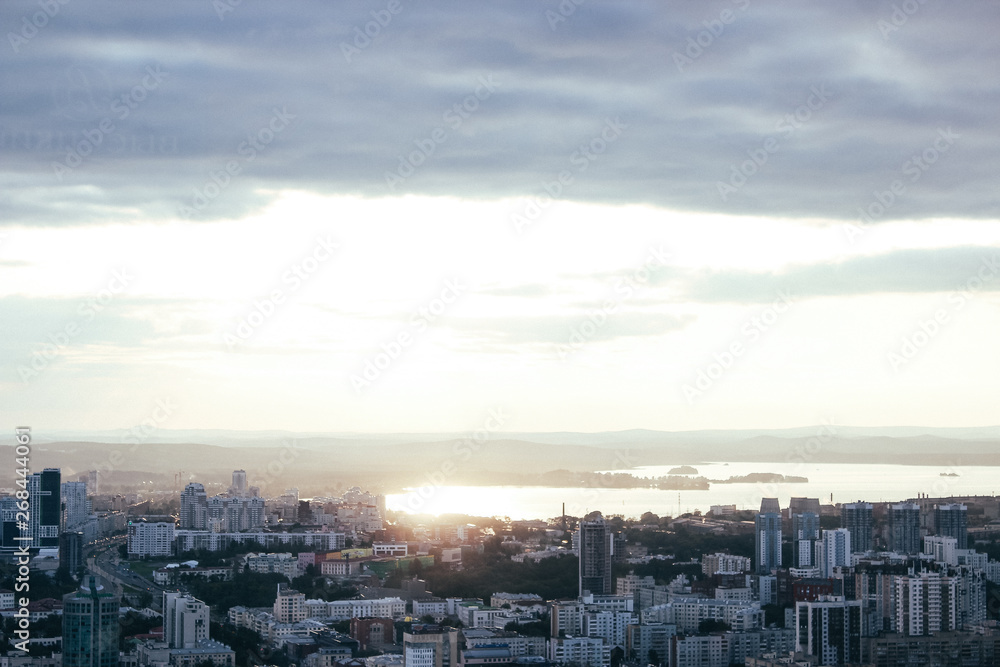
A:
[698,619,731,633]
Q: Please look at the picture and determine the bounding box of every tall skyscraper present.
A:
[28,468,61,548]
[815,528,851,578]
[888,503,921,554]
[840,502,873,554]
[791,512,820,568]
[934,504,968,549]
[163,592,210,649]
[578,515,613,596]
[755,512,782,574]
[179,483,208,529]
[230,470,248,496]
[62,576,120,667]
[62,481,89,531]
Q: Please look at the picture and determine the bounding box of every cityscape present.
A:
[2,460,1000,667]
[3,2,1000,667]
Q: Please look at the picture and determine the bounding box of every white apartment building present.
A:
[548,636,610,667]
[128,521,175,557]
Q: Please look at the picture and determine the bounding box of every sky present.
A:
[1,1,999,433]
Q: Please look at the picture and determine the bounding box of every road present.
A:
[85,535,166,608]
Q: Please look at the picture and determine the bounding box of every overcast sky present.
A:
[1,1,998,433]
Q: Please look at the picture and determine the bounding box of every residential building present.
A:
[274,584,306,623]
[403,625,459,667]
[815,528,851,578]
[841,502,873,554]
[795,596,862,666]
[755,513,782,574]
[246,552,299,578]
[791,512,819,569]
[179,483,208,530]
[895,570,958,636]
[350,617,395,650]
[548,636,609,667]
[128,520,175,557]
[935,504,968,549]
[578,516,613,596]
[61,481,89,531]
[701,553,750,577]
[670,634,725,667]
[888,503,921,554]
[163,592,210,649]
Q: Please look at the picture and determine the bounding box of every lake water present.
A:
[385,461,1000,520]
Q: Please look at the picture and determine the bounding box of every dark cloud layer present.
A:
[1,0,997,226]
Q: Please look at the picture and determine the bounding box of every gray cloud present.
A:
[1,0,997,226]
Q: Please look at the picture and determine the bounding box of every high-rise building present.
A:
[815,528,851,578]
[895,571,958,636]
[795,596,862,666]
[888,503,921,554]
[62,576,120,667]
[755,513,782,574]
[28,468,61,548]
[760,498,781,514]
[62,481,89,531]
[791,512,820,568]
[934,504,968,549]
[230,470,248,496]
[787,497,820,519]
[179,483,208,530]
[163,592,210,649]
[841,502,873,554]
[578,515,614,596]
[60,531,85,575]
[206,496,265,532]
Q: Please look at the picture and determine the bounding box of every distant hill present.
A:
[2,427,998,497]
